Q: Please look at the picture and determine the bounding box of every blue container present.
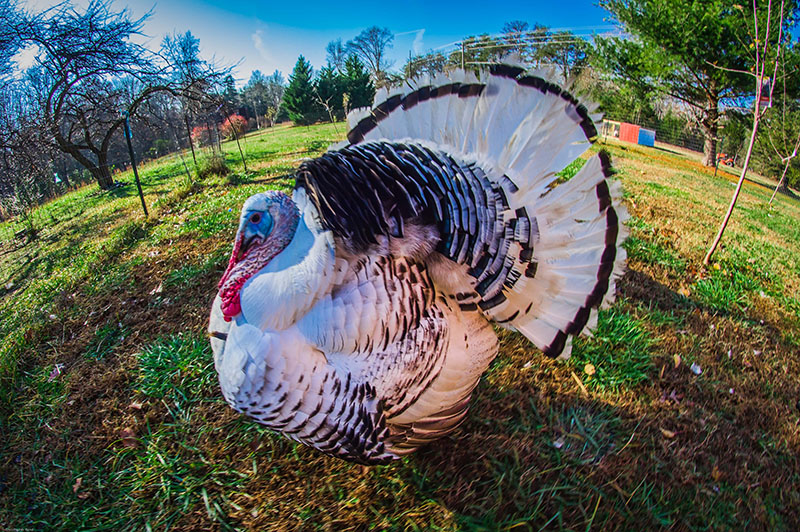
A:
[638,128,656,147]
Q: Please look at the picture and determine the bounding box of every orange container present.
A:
[619,122,640,144]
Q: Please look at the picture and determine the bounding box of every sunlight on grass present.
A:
[2,124,799,530]
[569,308,654,393]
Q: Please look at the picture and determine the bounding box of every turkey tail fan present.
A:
[301,63,627,360]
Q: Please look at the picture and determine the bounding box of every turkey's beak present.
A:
[237,233,264,261]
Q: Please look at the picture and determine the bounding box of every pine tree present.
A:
[343,55,374,111]
[283,55,318,125]
[315,65,345,120]
[222,74,238,108]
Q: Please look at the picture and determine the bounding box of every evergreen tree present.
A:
[343,55,374,111]
[596,0,799,166]
[222,74,238,108]
[315,65,345,121]
[283,55,317,125]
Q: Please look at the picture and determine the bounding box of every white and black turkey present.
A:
[208,64,628,464]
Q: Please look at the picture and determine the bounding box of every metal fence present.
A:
[599,116,747,167]
[0,153,166,246]
[600,118,706,153]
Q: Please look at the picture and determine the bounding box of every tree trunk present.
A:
[701,103,719,167]
[184,113,198,171]
[704,90,760,265]
[90,164,114,189]
[702,131,717,167]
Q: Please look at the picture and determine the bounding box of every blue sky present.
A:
[21,0,615,85]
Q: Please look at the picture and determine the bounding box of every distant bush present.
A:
[191,125,215,147]
[197,154,229,179]
[148,138,172,159]
[221,114,248,139]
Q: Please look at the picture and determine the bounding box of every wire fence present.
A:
[599,115,748,168]
[0,153,176,246]
[600,117,706,153]
[1,113,745,247]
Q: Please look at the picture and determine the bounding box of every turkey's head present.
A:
[217,191,300,322]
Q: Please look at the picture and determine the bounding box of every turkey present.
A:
[208,64,628,464]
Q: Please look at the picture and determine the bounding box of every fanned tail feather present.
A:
[334,64,627,359]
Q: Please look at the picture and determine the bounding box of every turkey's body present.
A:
[209,64,628,464]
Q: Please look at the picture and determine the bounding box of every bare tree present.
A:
[326,39,347,74]
[0,0,23,82]
[0,84,60,235]
[263,71,285,127]
[347,27,394,86]
[768,131,799,205]
[704,0,787,265]
[12,1,225,190]
[160,30,222,173]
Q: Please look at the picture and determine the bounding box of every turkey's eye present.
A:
[250,212,262,225]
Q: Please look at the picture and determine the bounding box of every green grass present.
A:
[2,123,800,530]
[625,235,687,274]
[136,334,216,403]
[569,308,655,393]
[85,323,128,360]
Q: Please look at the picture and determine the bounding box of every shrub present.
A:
[197,154,229,179]
[190,125,215,147]
[221,114,248,139]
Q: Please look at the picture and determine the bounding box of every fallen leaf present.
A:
[72,477,82,493]
[120,427,138,448]
[570,371,589,397]
[48,364,64,382]
[553,437,565,449]
[673,354,682,369]
[678,287,691,297]
[77,491,90,499]
[690,362,702,375]
[711,465,722,481]
[660,428,676,439]
[128,401,143,410]
[584,363,596,376]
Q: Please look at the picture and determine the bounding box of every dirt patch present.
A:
[1,234,230,493]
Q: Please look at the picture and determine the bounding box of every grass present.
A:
[569,308,654,393]
[1,124,800,530]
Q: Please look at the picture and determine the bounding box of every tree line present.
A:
[0,0,233,221]
[3,0,800,224]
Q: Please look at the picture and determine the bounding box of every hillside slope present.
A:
[1,125,799,530]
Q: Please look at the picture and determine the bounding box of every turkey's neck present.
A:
[238,212,335,331]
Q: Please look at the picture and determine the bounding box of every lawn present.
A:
[0,123,798,530]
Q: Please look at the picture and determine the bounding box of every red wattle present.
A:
[220,293,242,321]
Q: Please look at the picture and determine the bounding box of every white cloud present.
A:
[412,29,425,55]
[10,44,40,72]
[251,29,272,63]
